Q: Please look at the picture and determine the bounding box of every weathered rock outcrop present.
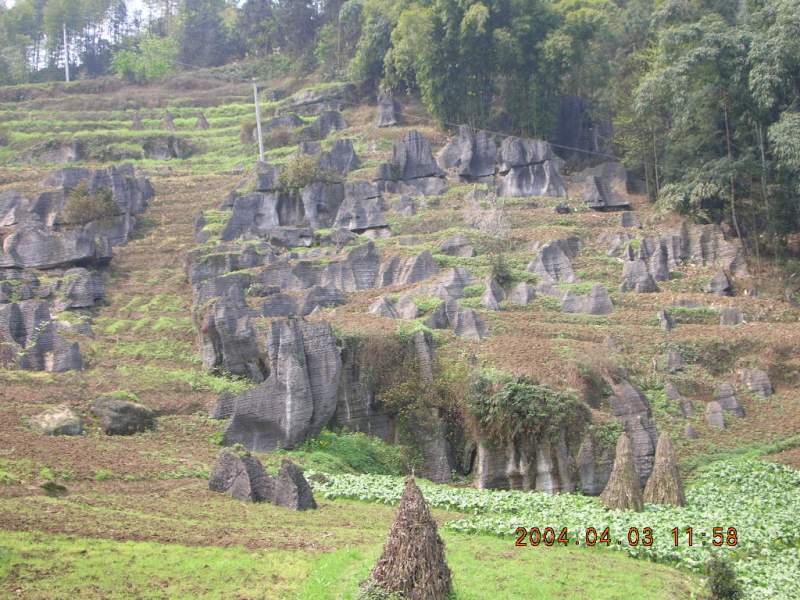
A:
[705,401,725,429]
[223,319,341,451]
[209,448,271,502]
[475,430,576,493]
[706,271,733,296]
[437,125,497,181]
[425,299,488,339]
[738,369,773,398]
[527,238,579,284]
[576,433,614,495]
[496,137,566,197]
[607,381,658,486]
[508,282,535,306]
[375,131,446,196]
[376,94,401,127]
[561,284,613,315]
[299,110,347,141]
[439,234,475,257]
[715,383,745,417]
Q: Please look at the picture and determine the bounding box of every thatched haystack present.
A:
[600,432,644,512]
[367,477,451,600]
[162,111,176,131]
[643,434,685,506]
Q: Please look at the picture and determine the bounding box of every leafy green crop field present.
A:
[312,459,800,599]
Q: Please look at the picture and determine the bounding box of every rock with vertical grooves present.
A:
[224,319,341,451]
[608,381,658,486]
[738,368,773,398]
[496,137,566,197]
[577,434,614,496]
[643,434,685,506]
[705,401,725,429]
[368,296,399,318]
[527,240,577,284]
[600,433,644,512]
[299,110,346,141]
[376,94,401,127]
[685,425,698,439]
[715,383,745,417]
[208,449,271,502]
[270,459,317,510]
[436,125,497,181]
[621,259,659,293]
[621,212,641,228]
[508,282,535,306]
[333,182,387,233]
[368,477,452,600]
[481,277,505,310]
[375,131,446,196]
[425,299,488,340]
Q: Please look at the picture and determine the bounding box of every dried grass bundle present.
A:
[600,432,644,512]
[643,434,685,506]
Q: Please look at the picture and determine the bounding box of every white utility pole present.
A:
[252,78,264,163]
[63,22,70,82]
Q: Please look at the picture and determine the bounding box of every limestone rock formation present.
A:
[481,277,505,311]
[715,383,745,417]
[657,310,676,331]
[333,182,387,233]
[376,93,401,127]
[496,137,566,197]
[620,259,659,293]
[665,349,684,373]
[576,433,614,495]
[600,433,644,512]
[200,291,265,381]
[437,125,497,181]
[738,369,773,398]
[368,477,452,600]
[621,212,641,228]
[142,136,193,160]
[643,434,685,506]
[527,239,579,284]
[608,381,658,486]
[508,282,535,306]
[299,110,346,141]
[90,396,156,435]
[561,284,613,315]
[29,405,83,436]
[706,271,733,296]
[195,112,210,130]
[208,448,271,502]
[439,234,475,257]
[376,130,446,195]
[705,401,725,429]
[223,319,341,451]
[131,113,144,131]
[271,459,317,510]
[425,299,488,339]
[162,111,176,131]
[584,176,630,210]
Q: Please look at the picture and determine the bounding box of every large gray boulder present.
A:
[375,130,446,195]
[53,268,105,310]
[496,137,565,197]
[333,182,387,233]
[583,176,630,210]
[437,125,497,181]
[425,299,488,340]
[90,396,155,435]
[607,381,658,486]
[561,284,613,315]
[439,234,475,257]
[224,319,341,451]
[705,271,733,296]
[318,139,360,175]
[715,383,745,417]
[620,259,659,293]
[508,282,535,306]
[719,307,744,326]
[705,401,725,429]
[271,459,317,510]
[29,405,83,436]
[0,224,113,270]
[738,368,773,398]
[200,292,265,381]
[527,239,577,284]
[208,448,271,502]
[376,94,401,127]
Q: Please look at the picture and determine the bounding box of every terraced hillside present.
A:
[1,72,799,599]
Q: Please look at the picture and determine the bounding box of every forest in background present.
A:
[1,0,799,264]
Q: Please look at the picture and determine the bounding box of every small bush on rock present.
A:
[62,182,118,225]
[706,558,742,600]
[278,154,340,190]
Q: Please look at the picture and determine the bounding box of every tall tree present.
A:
[178,0,229,68]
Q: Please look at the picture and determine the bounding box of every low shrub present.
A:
[61,182,118,225]
[278,153,340,190]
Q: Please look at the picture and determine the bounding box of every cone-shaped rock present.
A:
[600,433,643,512]
[643,434,685,506]
[369,477,451,600]
[195,112,210,130]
